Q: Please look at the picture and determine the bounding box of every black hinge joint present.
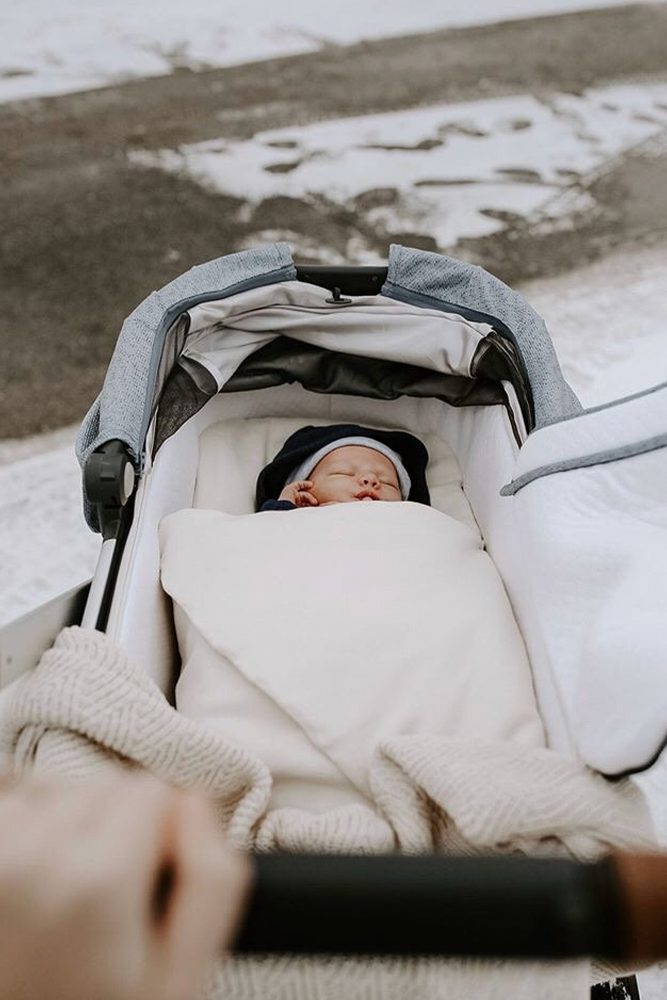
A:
[85,440,136,540]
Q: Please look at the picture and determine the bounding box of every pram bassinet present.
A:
[69,242,667,995]
[77,242,667,781]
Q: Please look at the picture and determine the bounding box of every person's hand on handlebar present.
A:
[0,772,251,1000]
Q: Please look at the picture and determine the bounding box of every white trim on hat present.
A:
[288,437,411,499]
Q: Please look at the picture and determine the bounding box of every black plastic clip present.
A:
[85,439,136,540]
[325,287,352,305]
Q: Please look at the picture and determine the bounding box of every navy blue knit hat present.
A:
[255,424,430,510]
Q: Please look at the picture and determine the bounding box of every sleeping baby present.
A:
[255,423,431,511]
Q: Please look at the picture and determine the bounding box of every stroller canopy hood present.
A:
[76,243,581,530]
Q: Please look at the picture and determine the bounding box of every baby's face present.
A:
[309,446,402,505]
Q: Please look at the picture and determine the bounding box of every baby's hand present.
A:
[279,480,319,507]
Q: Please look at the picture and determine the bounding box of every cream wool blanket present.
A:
[0,626,659,998]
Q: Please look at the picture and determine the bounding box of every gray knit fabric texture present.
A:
[383,245,582,429]
[76,243,296,530]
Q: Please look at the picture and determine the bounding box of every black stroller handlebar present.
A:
[235,853,627,961]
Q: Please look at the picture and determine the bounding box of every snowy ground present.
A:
[2,0,661,104]
[131,81,667,260]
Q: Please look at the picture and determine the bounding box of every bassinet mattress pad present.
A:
[160,502,545,812]
[192,416,479,531]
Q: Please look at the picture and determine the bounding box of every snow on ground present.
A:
[131,83,667,256]
[2,0,660,105]
[523,243,667,405]
[0,425,100,627]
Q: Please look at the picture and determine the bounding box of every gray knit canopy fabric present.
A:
[76,243,579,532]
[76,243,297,531]
[382,245,582,430]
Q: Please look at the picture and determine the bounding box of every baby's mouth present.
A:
[355,490,379,501]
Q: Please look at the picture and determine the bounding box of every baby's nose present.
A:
[359,472,379,487]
